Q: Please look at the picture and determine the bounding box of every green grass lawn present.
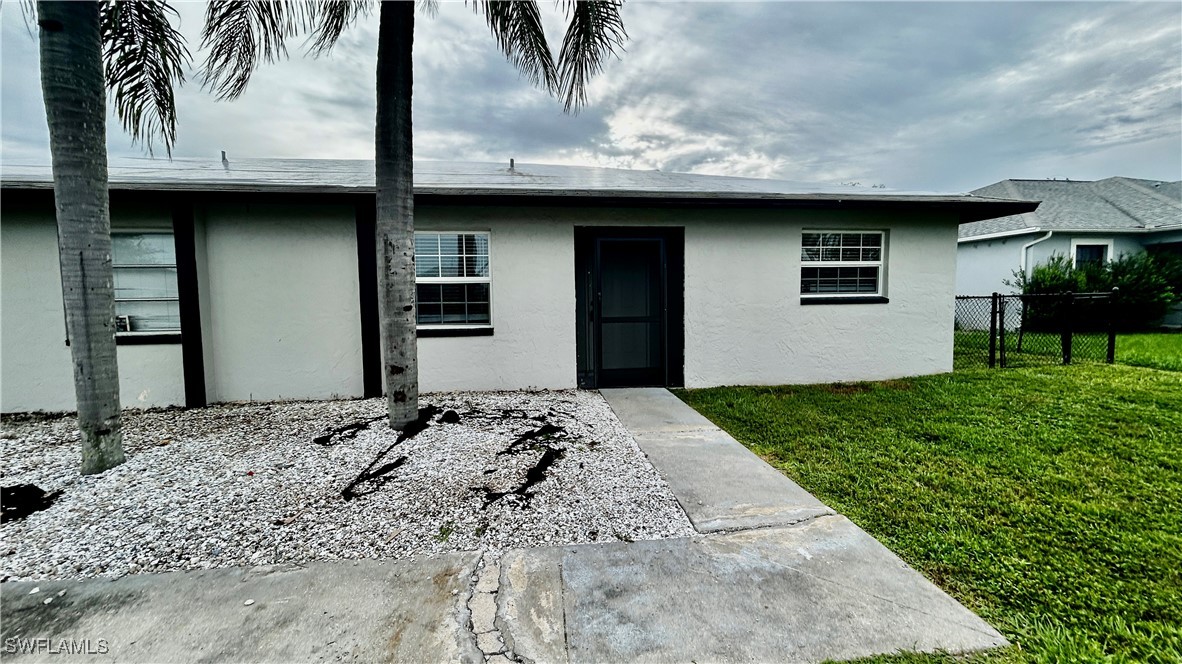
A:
[676,365,1181,663]
[1116,333,1182,372]
[954,331,1182,373]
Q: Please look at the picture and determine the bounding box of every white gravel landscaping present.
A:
[0,390,694,582]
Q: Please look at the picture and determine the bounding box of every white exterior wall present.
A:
[1028,233,1143,267]
[681,210,958,386]
[1,205,186,412]
[417,206,961,390]
[3,198,965,412]
[201,203,364,402]
[955,237,1025,295]
[958,231,1155,298]
[416,209,577,392]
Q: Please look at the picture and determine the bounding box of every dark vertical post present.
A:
[988,292,998,369]
[1106,287,1118,364]
[998,296,1008,368]
[172,201,206,408]
[355,199,382,398]
[1061,292,1073,365]
[1017,298,1027,352]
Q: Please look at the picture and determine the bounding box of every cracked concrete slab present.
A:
[602,388,835,533]
[499,518,1007,663]
[0,557,484,664]
[497,546,569,664]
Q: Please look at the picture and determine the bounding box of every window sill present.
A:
[416,326,494,338]
[115,333,182,345]
[800,296,889,305]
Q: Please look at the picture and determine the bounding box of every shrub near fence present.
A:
[954,291,1116,369]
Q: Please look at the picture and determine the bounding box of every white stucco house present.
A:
[956,177,1182,296]
[1,158,1034,413]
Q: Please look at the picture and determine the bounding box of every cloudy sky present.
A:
[2,1,1179,192]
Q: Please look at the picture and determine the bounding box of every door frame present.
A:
[575,226,684,389]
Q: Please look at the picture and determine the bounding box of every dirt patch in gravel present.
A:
[0,390,694,582]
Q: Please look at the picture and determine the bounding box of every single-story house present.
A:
[956,177,1182,297]
[1,158,1034,413]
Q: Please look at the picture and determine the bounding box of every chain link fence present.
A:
[954,292,1117,370]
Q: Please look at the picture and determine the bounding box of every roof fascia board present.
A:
[961,224,1182,242]
[958,227,1042,243]
[1046,225,1182,235]
[0,181,1037,221]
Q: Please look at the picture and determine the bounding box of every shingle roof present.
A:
[2,157,1035,222]
[960,177,1182,239]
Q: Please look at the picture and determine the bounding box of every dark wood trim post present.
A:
[172,201,206,408]
[356,200,382,398]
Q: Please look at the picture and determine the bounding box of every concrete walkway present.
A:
[567,388,1008,662]
[0,389,1007,663]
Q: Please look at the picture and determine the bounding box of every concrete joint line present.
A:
[634,426,720,436]
[465,552,518,662]
[558,559,571,660]
[698,508,838,536]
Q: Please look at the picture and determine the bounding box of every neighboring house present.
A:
[1,158,1033,413]
[957,177,1182,297]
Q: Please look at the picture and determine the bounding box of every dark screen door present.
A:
[596,238,666,387]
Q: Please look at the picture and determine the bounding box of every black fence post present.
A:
[998,296,1007,368]
[1061,292,1073,365]
[1017,297,1026,352]
[1107,287,1118,364]
[989,292,999,369]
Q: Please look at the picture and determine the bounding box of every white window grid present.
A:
[800,230,886,298]
[413,231,492,326]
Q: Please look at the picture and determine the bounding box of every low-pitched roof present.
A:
[1,157,1035,223]
[960,177,1182,240]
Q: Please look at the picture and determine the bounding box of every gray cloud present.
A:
[2,1,1178,191]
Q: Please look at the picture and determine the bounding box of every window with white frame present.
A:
[414,231,491,325]
[1071,239,1113,268]
[111,232,181,333]
[800,231,885,297]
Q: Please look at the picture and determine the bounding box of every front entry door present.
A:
[576,228,684,389]
[597,238,666,387]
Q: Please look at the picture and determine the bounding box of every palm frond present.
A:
[417,0,438,19]
[17,0,38,37]
[100,0,191,157]
[557,0,627,112]
[474,1,559,93]
[308,0,371,56]
[201,0,311,100]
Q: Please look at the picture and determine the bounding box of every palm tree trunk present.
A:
[375,0,418,428]
[37,0,125,474]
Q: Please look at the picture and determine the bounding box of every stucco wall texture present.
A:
[1,204,187,412]
[955,236,1024,296]
[1,203,961,412]
[200,204,364,403]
